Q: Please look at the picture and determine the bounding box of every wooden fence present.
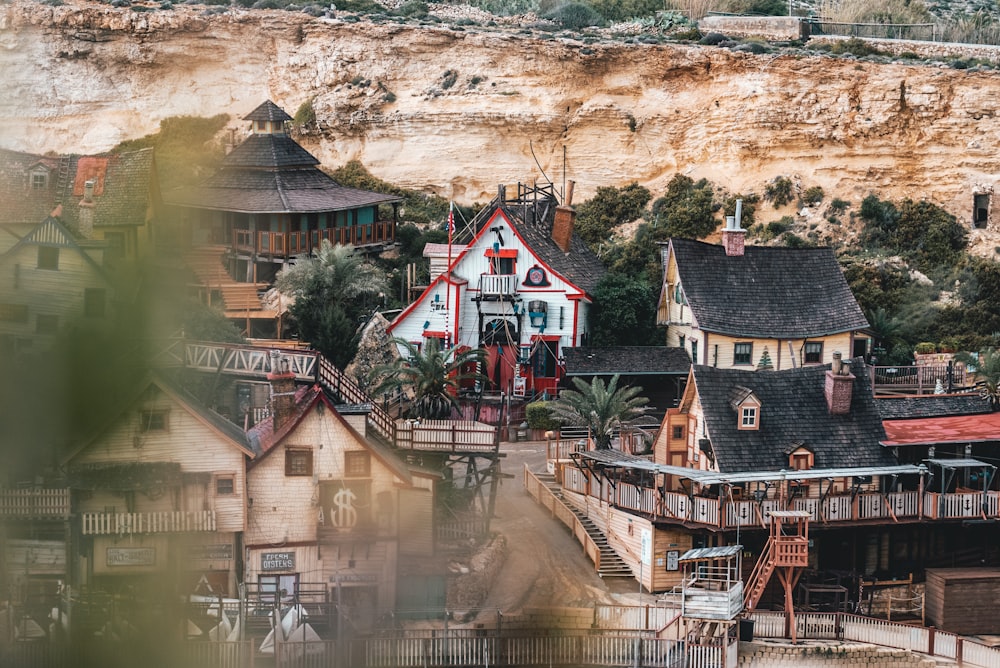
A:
[523,465,602,571]
[0,488,70,519]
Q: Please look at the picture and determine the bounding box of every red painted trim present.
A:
[498,211,591,298]
[485,248,518,258]
[423,330,447,338]
[572,300,580,345]
[453,284,461,346]
[531,334,561,342]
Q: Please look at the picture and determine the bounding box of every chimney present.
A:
[722,198,745,257]
[76,179,95,239]
[551,180,576,253]
[267,350,297,430]
[824,352,855,415]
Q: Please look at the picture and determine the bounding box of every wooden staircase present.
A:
[743,540,775,611]
[186,247,273,319]
[534,472,633,578]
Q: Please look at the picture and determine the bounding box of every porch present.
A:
[0,488,70,519]
[232,222,395,258]
[81,510,217,535]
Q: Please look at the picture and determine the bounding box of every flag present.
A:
[447,202,455,236]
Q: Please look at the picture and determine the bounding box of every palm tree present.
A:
[961,347,1000,409]
[370,338,486,420]
[548,374,649,449]
[866,307,904,360]
[275,241,387,369]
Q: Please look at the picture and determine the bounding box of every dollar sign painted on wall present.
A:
[331,488,358,529]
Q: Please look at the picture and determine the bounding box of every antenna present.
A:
[529,140,555,193]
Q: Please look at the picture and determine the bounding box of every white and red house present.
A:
[388,184,605,398]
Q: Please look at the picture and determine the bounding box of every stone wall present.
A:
[699,16,808,40]
[808,35,1000,62]
[446,533,507,615]
[739,639,939,666]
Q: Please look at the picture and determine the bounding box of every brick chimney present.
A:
[268,350,297,430]
[722,198,745,257]
[824,351,854,415]
[76,179,95,239]
[551,180,576,253]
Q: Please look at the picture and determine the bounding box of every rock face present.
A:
[3,0,1000,223]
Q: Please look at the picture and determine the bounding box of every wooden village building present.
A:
[243,361,440,631]
[388,182,605,400]
[657,218,872,371]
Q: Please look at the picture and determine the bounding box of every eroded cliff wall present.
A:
[3,0,1000,218]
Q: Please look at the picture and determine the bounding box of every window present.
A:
[804,341,823,364]
[532,338,559,378]
[671,425,684,440]
[37,247,59,270]
[216,475,235,495]
[345,451,371,477]
[0,303,29,323]
[690,339,698,365]
[31,172,47,190]
[740,406,757,429]
[84,288,106,318]
[285,448,313,476]
[734,342,753,365]
[35,314,58,335]
[491,257,514,275]
[790,453,812,470]
[139,410,168,432]
[104,232,125,260]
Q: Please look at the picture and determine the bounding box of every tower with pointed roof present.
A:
[168,100,403,285]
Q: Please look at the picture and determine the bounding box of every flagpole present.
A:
[446,201,454,348]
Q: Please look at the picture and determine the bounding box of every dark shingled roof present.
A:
[692,360,893,473]
[877,393,992,420]
[668,238,869,339]
[564,346,691,375]
[468,196,604,295]
[244,100,293,123]
[0,148,157,230]
[221,134,320,169]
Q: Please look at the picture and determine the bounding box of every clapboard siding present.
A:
[925,568,1000,635]
[5,539,66,576]
[69,383,249,533]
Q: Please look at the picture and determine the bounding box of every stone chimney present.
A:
[267,350,297,430]
[551,180,576,253]
[824,351,855,415]
[76,179,95,239]
[722,198,745,257]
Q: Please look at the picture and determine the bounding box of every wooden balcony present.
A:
[394,419,499,453]
[871,364,966,395]
[478,274,518,299]
[0,488,70,520]
[232,222,395,258]
[81,510,216,535]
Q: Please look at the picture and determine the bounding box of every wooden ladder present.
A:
[744,539,775,611]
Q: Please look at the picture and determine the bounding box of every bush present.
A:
[651,174,717,240]
[544,2,605,30]
[293,97,316,127]
[382,91,397,103]
[526,401,562,431]
[802,186,824,206]
[699,31,727,45]
[829,37,886,58]
[575,182,652,249]
[441,70,458,90]
[396,0,428,16]
[830,197,849,212]
[764,176,794,208]
[914,341,937,354]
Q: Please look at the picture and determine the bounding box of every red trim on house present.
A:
[484,248,518,258]
[387,272,468,333]
[423,330,448,338]
[571,300,580,345]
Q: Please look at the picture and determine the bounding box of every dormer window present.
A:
[740,406,757,428]
[730,386,760,430]
[787,443,815,471]
[31,172,48,190]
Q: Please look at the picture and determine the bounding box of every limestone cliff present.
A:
[3,0,1000,227]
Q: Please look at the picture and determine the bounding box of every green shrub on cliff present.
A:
[111,114,228,190]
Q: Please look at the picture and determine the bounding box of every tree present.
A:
[548,374,648,449]
[276,241,388,369]
[650,174,717,240]
[958,347,1000,409]
[370,338,486,419]
[575,182,652,250]
[866,307,904,359]
[590,273,659,346]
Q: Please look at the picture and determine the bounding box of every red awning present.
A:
[882,411,1000,446]
[484,248,518,258]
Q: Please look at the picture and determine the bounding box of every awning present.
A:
[882,411,1000,447]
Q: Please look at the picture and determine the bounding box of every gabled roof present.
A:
[691,360,893,473]
[563,346,690,376]
[497,203,605,295]
[63,372,253,466]
[0,147,158,230]
[666,238,869,339]
[246,384,413,484]
[244,100,293,123]
[1,216,111,282]
[877,393,992,420]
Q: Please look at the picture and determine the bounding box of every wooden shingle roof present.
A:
[244,100,293,123]
[564,346,690,375]
[221,133,319,169]
[667,238,869,339]
[692,359,893,473]
[877,393,992,420]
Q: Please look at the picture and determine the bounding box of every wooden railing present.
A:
[394,419,499,453]
[524,466,602,572]
[81,510,216,535]
[0,488,70,519]
[479,274,518,298]
[871,363,966,395]
[232,222,395,257]
[749,610,1000,668]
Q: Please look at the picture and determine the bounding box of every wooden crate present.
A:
[925,568,1000,635]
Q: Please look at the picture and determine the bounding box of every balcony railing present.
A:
[479,274,518,298]
[0,488,70,520]
[232,222,395,257]
[394,419,498,452]
[82,510,216,535]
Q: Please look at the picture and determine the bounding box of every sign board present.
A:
[513,376,526,397]
[330,574,378,583]
[261,551,295,571]
[640,528,652,566]
[187,543,233,561]
[666,550,680,572]
[107,547,156,567]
